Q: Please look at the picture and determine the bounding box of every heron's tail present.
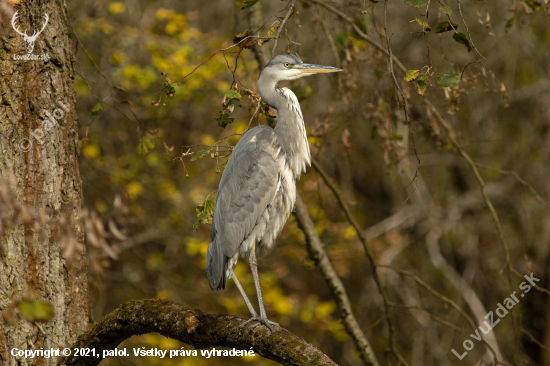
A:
[206,239,228,290]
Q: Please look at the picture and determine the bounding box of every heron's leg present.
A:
[231,272,258,318]
[240,242,279,334]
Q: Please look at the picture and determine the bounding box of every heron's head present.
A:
[261,54,342,82]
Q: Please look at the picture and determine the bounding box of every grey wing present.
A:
[207,127,279,289]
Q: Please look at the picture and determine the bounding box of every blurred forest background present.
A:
[54,0,550,364]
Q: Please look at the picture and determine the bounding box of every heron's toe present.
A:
[239,316,259,329]
[255,317,279,335]
[239,316,279,335]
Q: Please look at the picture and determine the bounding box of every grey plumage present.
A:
[206,54,342,333]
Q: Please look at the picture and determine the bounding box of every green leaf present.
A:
[222,99,233,111]
[163,83,176,97]
[452,32,472,52]
[90,102,104,116]
[137,136,154,155]
[291,85,314,100]
[194,199,215,231]
[411,17,431,31]
[440,5,452,15]
[505,18,514,32]
[190,147,213,161]
[405,69,421,82]
[193,213,208,231]
[435,21,459,33]
[390,133,403,141]
[437,73,461,87]
[223,90,243,101]
[354,17,371,34]
[416,75,429,96]
[18,300,54,322]
[404,0,427,8]
[215,111,234,128]
[241,0,260,9]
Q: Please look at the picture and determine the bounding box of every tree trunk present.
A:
[0,1,88,365]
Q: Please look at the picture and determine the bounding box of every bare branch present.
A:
[59,299,337,366]
[294,195,379,366]
[272,0,297,58]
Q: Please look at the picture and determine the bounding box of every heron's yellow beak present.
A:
[296,63,343,74]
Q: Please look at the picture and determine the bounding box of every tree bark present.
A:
[0,1,88,365]
[60,299,337,366]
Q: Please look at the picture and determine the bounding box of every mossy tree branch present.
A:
[58,299,336,366]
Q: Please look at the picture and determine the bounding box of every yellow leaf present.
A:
[405,69,421,82]
[83,144,101,159]
[156,8,174,20]
[126,181,144,199]
[18,300,54,322]
[343,226,357,240]
[94,199,107,213]
[108,2,125,14]
[156,290,170,300]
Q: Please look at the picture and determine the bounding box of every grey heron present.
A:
[207,54,342,333]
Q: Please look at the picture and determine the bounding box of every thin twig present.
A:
[474,163,550,211]
[460,59,483,80]
[246,98,263,132]
[272,0,297,58]
[316,5,340,69]
[309,0,407,73]
[155,35,273,96]
[424,2,434,69]
[456,0,485,59]
[383,0,420,199]
[520,327,549,350]
[388,302,463,332]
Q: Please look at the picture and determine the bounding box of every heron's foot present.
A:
[239,315,279,335]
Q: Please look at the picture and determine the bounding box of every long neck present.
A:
[258,74,311,178]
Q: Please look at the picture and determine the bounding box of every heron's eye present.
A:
[284,63,290,68]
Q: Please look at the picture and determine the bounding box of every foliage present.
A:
[215,111,234,128]
[137,136,155,155]
[435,20,459,33]
[436,73,461,87]
[194,199,215,231]
[90,101,104,115]
[404,0,426,8]
[17,300,54,323]
[241,0,261,10]
[452,32,473,52]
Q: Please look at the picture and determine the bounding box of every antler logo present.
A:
[11,11,49,54]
